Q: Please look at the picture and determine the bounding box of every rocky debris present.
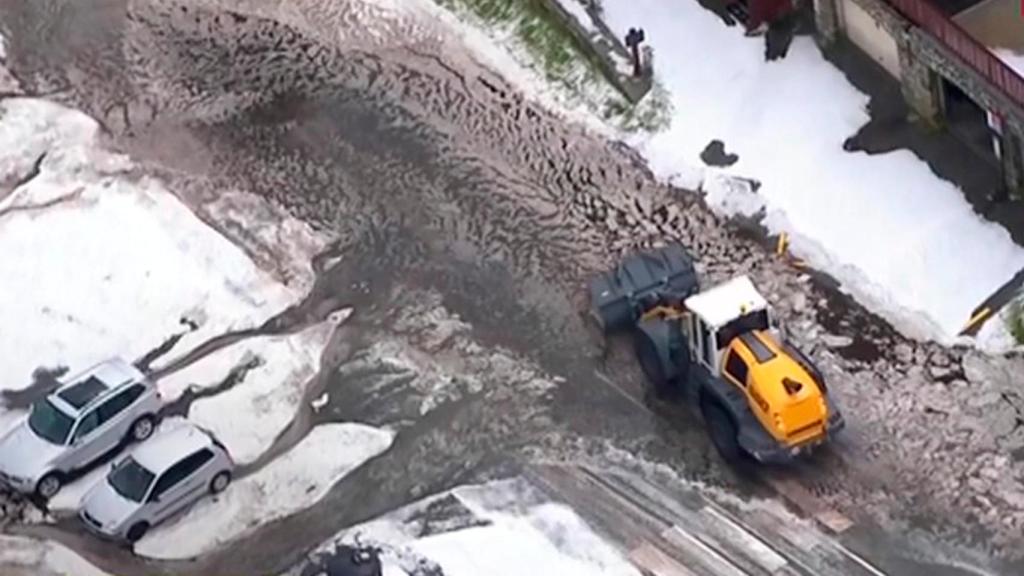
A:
[0,489,30,526]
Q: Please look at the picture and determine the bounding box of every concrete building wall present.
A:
[837,0,902,78]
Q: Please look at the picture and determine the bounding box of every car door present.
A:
[64,409,102,469]
[100,385,145,440]
[66,390,139,469]
[146,449,215,524]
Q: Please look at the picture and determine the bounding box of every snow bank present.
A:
[0,534,111,576]
[994,48,1024,77]
[135,422,394,559]
[0,99,298,390]
[158,319,338,463]
[414,503,639,576]
[587,0,1024,343]
[312,479,638,576]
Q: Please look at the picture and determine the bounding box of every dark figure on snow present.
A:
[625,27,646,78]
[744,0,797,61]
[301,545,383,576]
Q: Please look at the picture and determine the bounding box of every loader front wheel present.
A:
[634,329,670,395]
[702,401,743,464]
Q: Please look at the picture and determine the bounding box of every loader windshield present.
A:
[717,309,770,350]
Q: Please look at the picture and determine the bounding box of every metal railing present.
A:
[884,0,1024,109]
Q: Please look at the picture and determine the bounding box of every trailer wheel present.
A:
[702,401,743,464]
[634,328,670,394]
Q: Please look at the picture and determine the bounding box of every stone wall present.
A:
[908,28,1024,193]
[813,0,841,47]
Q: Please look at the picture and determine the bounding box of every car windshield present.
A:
[27,399,74,445]
[108,457,155,503]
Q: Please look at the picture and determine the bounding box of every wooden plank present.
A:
[661,526,751,576]
[629,541,701,576]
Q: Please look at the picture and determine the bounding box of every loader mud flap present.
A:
[588,243,699,333]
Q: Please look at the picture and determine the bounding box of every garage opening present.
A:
[940,77,998,164]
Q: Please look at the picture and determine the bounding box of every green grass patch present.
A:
[433,0,672,133]
[1004,296,1024,345]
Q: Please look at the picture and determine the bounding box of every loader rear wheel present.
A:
[702,401,743,464]
[634,329,670,395]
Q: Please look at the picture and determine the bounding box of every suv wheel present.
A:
[35,473,62,500]
[129,415,156,442]
[126,522,149,543]
[210,471,231,494]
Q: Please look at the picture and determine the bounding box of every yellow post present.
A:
[960,307,992,335]
[776,232,789,256]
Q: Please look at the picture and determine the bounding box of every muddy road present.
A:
[0,0,1022,575]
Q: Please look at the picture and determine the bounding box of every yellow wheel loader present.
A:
[588,243,844,463]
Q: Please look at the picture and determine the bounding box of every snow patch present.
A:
[306,479,639,576]
[0,535,112,576]
[556,0,599,35]
[976,301,1021,354]
[135,423,394,560]
[994,48,1024,77]
[47,465,108,516]
[159,320,337,464]
[0,98,298,390]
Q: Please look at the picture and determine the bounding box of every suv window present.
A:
[97,384,145,423]
[724,351,749,386]
[72,410,100,442]
[149,448,215,500]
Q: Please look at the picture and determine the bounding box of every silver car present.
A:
[0,358,162,499]
[79,422,234,542]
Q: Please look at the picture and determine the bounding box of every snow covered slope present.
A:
[0,99,299,390]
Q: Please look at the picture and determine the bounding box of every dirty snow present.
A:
[556,0,599,35]
[158,319,339,464]
[994,48,1024,77]
[304,479,639,576]
[975,300,1021,353]
[0,98,299,390]
[583,0,1024,344]
[0,534,111,576]
[135,422,394,560]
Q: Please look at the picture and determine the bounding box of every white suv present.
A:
[79,422,234,543]
[0,358,162,499]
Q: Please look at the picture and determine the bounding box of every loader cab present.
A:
[684,276,830,447]
[683,276,772,374]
